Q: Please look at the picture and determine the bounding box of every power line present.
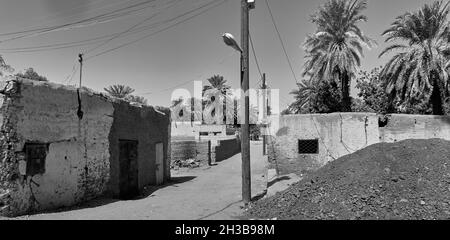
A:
[139,51,234,96]
[0,35,114,52]
[63,64,80,85]
[86,0,228,61]
[0,0,132,37]
[0,0,158,37]
[249,32,263,87]
[35,0,129,27]
[83,0,181,55]
[0,0,160,43]
[264,0,299,84]
[1,16,172,52]
[0,0,205,53]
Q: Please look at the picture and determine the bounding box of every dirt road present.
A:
[9,142,267,220]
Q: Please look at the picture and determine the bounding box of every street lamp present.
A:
[221,0,254,205]
[222,33,242,53]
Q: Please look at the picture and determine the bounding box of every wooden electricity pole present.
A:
[241,0,253,204]
[262,73,267,156]
[78,53,83,89]
[77,53,84,120]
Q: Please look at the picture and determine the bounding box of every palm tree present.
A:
[202,75,231,99]
[379,0,450,115]
[202,75,231,124]
[289,79,317,114]
[171,97,184,108]
[303,0,375,112]
[170,97,203,123]
[104,85,135,98]
[289,78,342,114]
[0,55,14,76]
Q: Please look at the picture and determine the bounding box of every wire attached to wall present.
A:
[310,115,338,160]
[338,113,368,153]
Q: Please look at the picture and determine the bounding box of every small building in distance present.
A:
[0,77,171,217]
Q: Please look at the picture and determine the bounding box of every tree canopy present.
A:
[15,68,48,82]
[379,0,450,115]
[303,0,375,111]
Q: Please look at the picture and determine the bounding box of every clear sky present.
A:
[0,0,437,108]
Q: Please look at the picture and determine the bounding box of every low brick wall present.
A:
[171,136,241,166]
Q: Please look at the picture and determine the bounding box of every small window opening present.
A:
[25,143,48,175]
[298,139,319,154]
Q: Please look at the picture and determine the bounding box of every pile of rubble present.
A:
[247,139,450,220]
[170,158,201,169]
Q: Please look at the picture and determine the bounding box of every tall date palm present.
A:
[288,79,317,114]
[0,55,14,76]
[104,84,135,98]
[379,0,450,115]
[303,0,375,112]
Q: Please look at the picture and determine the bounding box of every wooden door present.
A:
[119,140,139,199]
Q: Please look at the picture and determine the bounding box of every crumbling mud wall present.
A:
[0,78,114,216]
[108,102,171,197]
[0,77,171,217]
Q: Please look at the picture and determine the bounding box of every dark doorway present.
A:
[119,140,139,199]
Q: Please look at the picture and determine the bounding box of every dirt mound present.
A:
[247,139,450,220]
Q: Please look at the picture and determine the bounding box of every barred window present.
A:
[298,139,319,154]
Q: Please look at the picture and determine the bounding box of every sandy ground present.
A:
[4,141,267,220]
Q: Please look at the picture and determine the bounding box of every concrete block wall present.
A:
[268,113,379,175]
[380,114,450,142]
[0,77,170,217]
[267,113,450,175]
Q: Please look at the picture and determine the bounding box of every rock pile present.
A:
[247,139,450,220]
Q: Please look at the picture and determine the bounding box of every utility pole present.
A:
[241,0,253,204]
[77,53,84,120]
[78,53,83,89]
[262,73,267,156]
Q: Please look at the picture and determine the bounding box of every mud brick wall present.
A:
[171,141,211,166]
[108,102,171,197]
[0,77,170,217]
[0,79,114,216]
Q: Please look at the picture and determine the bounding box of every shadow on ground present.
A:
[267,176,291,188]
[135,176,196,200]
[19,176,196,218]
